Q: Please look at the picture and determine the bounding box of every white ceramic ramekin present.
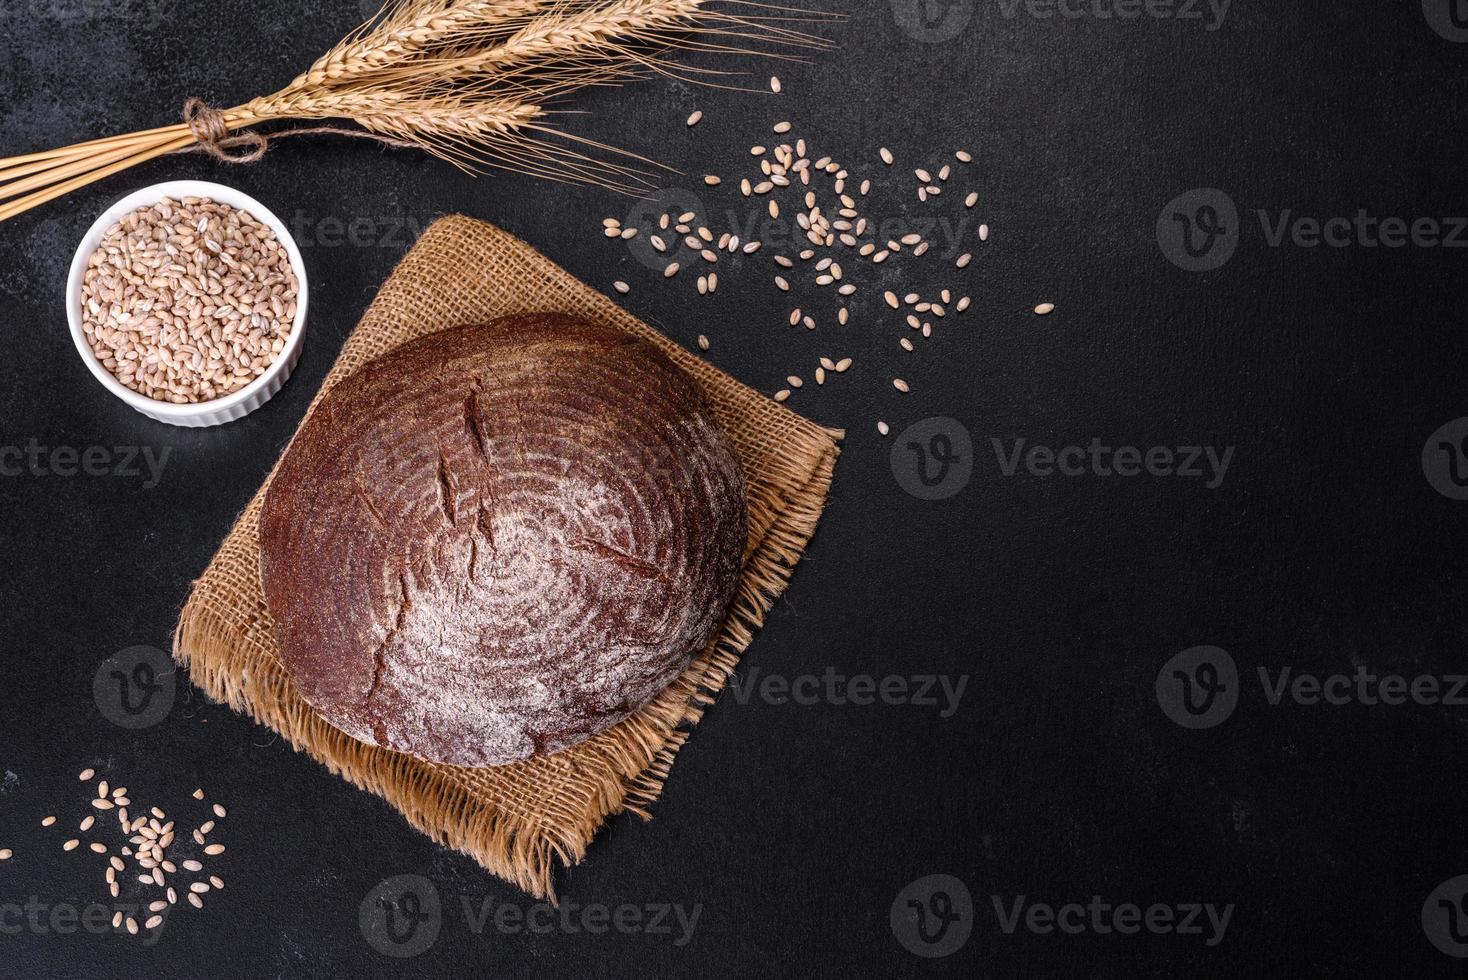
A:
[66,180,309,427]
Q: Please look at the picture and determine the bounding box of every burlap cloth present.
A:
[173,215,842,900]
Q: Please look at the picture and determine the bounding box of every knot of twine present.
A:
[178,98,419,165]
[182,99,269,164]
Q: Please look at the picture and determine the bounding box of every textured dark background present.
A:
[3,0,1468,976]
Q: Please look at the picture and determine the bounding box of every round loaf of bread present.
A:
[259,314,747,766]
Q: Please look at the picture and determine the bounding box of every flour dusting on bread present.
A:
[259,315,747,767]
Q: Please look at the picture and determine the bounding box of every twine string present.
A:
[182,99,269,164]
[180,98,417,163]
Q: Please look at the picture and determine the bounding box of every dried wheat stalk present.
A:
[0,0,834,224]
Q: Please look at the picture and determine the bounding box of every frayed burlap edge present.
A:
[173,215,842,901]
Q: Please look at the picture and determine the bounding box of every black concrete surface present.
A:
[3,1,1468,976]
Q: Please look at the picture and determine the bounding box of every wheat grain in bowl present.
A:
[79,197,298,405]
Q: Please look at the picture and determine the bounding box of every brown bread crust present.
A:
[259,314,747,766]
